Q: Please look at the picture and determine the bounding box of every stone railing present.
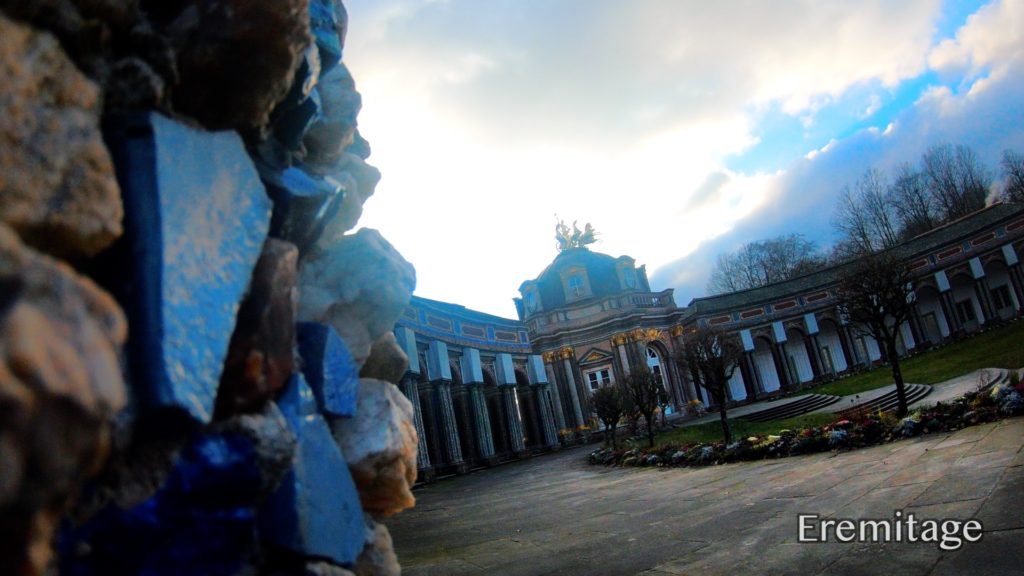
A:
[1,3,415,575]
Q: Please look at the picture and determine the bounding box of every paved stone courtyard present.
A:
[390,417,1024,576]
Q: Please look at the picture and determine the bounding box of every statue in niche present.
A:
[554,215,599,251]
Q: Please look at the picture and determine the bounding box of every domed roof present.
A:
[523,247,638,311]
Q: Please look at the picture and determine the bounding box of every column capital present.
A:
[558,346,574,360]
[542,350,557,363]
[670,325,685,338]
[611,333,628,346]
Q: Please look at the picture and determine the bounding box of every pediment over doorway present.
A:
[578,348,613,366]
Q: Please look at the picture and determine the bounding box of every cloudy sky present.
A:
[345,0,1024,319]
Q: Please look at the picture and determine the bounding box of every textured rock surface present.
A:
[317,155,381,244]
[303,64,361,170]
[331,379,417,517]
[102,112,272,424]
[59,428,278,576]
[354,518,401,576]
[0,223,127,574]
[359,332,408,385]
[259,374,365,566]
[160,0,312,130]
[297,322,359,418]
[216,239,298,417]
[299,229,415,366]
[0,14,123,259]
[263,166,347,253]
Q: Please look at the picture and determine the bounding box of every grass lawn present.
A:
[653,412,838,447]
[812,319,1024,398]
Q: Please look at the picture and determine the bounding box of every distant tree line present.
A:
[706,144,1024,294]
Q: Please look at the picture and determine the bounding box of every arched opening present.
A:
[783,326,814,384]
[752,335,780,394]
[915,283,949,343]
[515,368,541,450]
[817,318,849,375]
[449,363,477,464]
[950,271,984,332]
[983,258,1020,320]
[482,368,509,458]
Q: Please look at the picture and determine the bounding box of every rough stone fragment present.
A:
[303,64,361,170]
[102,112,272,424]
[0,225,127,575]
[161,0,312,130]
[59,429,271,576]
[354,518,400,576]
[309,0,342,73]
[316,154,381,243]
[262,165,347,253]
[297,322,359,418]
[258,374,365,566]
[299,229,414,367]
[359,332,409,385]
[0,13,123,258]
[346,130,371,160]
[216,239,299,417]
[330,379,417,517]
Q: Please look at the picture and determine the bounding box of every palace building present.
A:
[393,203,1024,480]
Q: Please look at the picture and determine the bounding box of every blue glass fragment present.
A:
[258,374,365,565]
[101,113,272,425]
[59,433,263,576]
[296,322,359,418]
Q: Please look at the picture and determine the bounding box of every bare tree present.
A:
[921,143,990,221]
[889,162,937,239]
[590,385,625,449]
[832,168,900,258]
[1000,149,1024,203]
[677,326,742,444]
[835,249,916,416]
[707,234,824,294]
[621,367,663,448]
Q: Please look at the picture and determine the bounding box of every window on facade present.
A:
[586,368,612,391]
[568,275,585,298]
[646,346,663,384]
[854,337,869,363]
[955,299,976,324]
[991,285,1013,310]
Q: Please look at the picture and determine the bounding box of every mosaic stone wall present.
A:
[0,2,416,574]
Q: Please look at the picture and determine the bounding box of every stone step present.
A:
[837,384,933,419]
[741,394,842,422]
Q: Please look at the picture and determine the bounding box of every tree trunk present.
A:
[718,398,732,444]
[609,423,617,449]
[645,413,655,448]
[888,339,909,416]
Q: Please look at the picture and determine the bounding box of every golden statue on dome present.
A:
[554,216,598,251]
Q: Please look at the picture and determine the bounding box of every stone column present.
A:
[969,257,993,324]
[460,347,494,460]
[470,385,495,459]
[741,351,759,399]
[935,270,962,335]
[502,387,526,454]
[433,380,464,467]
[560,347,585,428]
[534,386,559,448]
[495,353,526,454]
[427,340,463,469]
[399,372,431,473]
[542,353,567,432]
[612,333,631,376]
[1002,244,1024,314]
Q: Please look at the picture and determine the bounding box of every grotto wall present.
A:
[0,1,417,574]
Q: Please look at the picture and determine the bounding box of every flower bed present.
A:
[588,380,1024,469]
